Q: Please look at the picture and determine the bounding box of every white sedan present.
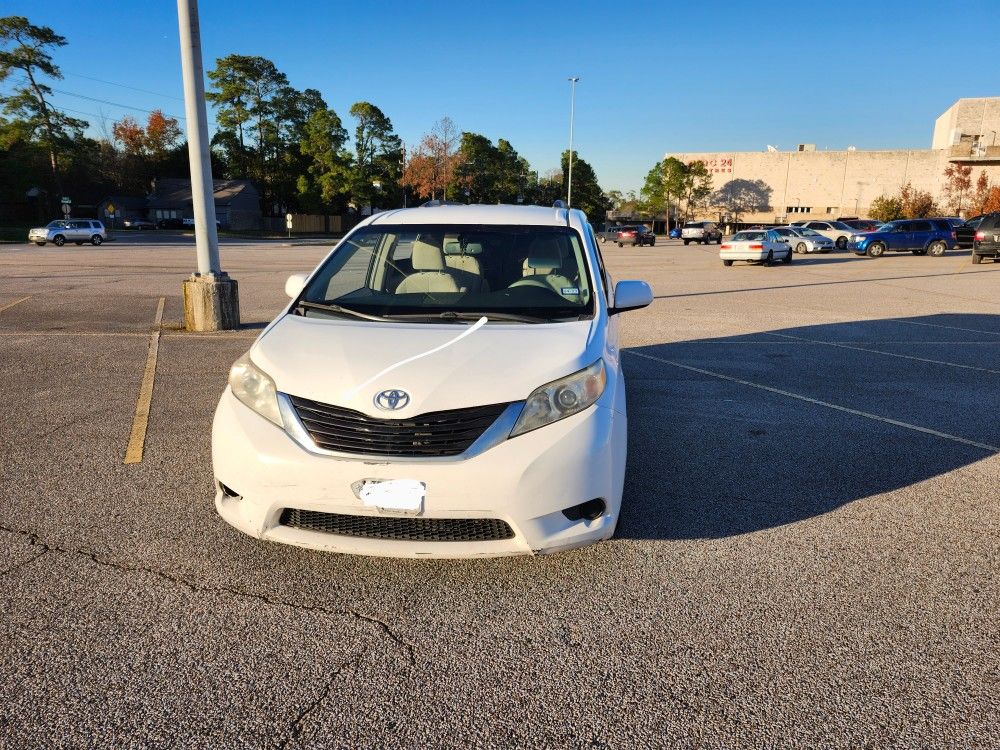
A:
[790,220,856,249]
[720,230,792,267]
[772,226,835,254]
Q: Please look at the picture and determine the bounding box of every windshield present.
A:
[298,224,594,322]
[828,221,853,230]
[797,228,823,237]
[47,220,71,228]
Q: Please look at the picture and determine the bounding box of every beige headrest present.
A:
[412,238,445,271]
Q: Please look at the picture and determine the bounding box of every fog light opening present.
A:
[561,498,606,522]
[219,482,241,499]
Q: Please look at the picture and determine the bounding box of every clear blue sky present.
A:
[4,0,997,192]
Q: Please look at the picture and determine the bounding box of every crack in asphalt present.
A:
[0,523,417,667]
[0,547,48,579]
[275,654,361,750]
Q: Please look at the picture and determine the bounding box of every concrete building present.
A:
[669,98,1000,224]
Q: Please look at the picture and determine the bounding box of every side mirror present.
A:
[610,280,653,315]
[285,272,309,299]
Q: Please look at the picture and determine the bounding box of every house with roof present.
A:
[98,178,262,230]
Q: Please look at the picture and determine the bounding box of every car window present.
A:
[909,221,931,232]
[301,224,594,321]
[732,231,765,241]
[828,221,853,230]
[798,228,822,237]
[808,222,830,230]
[774,228,793,236]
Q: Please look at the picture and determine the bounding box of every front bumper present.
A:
[211,390,626,558]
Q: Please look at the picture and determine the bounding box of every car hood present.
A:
[250,313,601,417]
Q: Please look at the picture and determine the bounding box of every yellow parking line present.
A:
[0,296,30,313]
[124,297,165,465]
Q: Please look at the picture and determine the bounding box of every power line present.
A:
[62,71,185,102]
[10,76,186,120]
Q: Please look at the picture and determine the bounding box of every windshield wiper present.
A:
[388,310,550,324]
[296,300,387,322]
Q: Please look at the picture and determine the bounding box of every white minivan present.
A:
[212,204,653,558]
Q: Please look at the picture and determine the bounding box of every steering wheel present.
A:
[507,278,553,291]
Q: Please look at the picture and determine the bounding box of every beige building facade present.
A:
[668,98,1000,224]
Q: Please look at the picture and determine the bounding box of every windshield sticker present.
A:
[561,287,579,296]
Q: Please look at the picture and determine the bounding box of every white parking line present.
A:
[891,319,1000,337]
[626,349,999,453]
[0,296,30,313]
[764,332,1000,375]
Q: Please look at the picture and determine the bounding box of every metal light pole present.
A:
[567,76,580,208]
[177,0,239,330]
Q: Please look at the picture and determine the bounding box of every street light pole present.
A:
[567,76,580,208]
[177,0,239,330]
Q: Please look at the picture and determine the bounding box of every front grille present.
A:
[288,395,509,457]
[279,508,515,542]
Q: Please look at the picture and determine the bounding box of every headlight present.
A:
[510,360,606,437]
[228,352,282,427]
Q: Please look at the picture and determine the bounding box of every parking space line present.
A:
[764,332,1000,375]
[124,297,165,465]
[891,319,1000,337]
[626,350,999,454]
[0,296,30,313]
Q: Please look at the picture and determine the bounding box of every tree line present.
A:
[0,15,610,224]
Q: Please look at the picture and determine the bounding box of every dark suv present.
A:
[849,219,957,258]
[971,212,1000,264]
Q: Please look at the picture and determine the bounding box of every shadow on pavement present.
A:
[617,313,1000,540]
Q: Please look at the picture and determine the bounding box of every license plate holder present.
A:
[352,479,425,514]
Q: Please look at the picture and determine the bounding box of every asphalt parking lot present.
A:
[2,236,999,748]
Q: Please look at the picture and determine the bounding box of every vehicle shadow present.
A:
[617,313,1000,540]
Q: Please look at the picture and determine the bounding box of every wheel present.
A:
[866,242,885,258]
[716,236,722,244]
[722,259,734,267]
[35,242,45,246]
[795,242,807,254]
[783,248,793,264]
[53,234,65,246]
[927,240,946,257]
[618,242,623,247]
[91,235,103,246]
[971,252,983,264]
[683,240,690,245]
[650,238,655,246]
[836,236,847,250]
[762,250,773,267]
[74,241,83,245]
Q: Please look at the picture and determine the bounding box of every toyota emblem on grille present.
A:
[374,389,410,411]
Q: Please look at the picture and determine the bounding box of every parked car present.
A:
[849,219,957,257]
[720,229,792,267]
[595,223,625,243]
[971,212,1000,264]
[211,203,654,558]
[790,220,856,249]
[954,214,987,249]
[681,221,722,245]
[182,217,222,229]
[123,218,155,230]
[28,219,106,247]
[616,225,655,247]
[839,218,880,233]
[668,226,681,239]
[772,226,834,254]
[157,217,184,229]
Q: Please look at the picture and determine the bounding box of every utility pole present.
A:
[177,0,239,330]
[567,76,580,208]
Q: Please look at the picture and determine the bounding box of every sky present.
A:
[3,0,998,193]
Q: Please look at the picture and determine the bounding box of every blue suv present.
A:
[849,219,957,258]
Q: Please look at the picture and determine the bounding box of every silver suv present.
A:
[681,221,723,245]
[28,219,107,247]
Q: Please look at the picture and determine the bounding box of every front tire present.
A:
[836,236,847,250]
[927,240,946,257]
[796,242,807,254]
[53,234,65,246]
[867,242,885,258]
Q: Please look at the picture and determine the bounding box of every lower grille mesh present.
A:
[279,508,515,542]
